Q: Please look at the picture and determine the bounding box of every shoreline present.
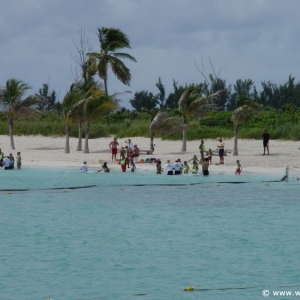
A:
[0,135,299,176]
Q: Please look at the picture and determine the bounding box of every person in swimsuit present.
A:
[208,149,213,164]
[235,160,242,175]
[182,161,190,174]
[16,152,21,169]
[202,157,209,176]
[133,144,140,163]
[263,129,270,155]
[190,161,199,174]
[120,153,127,172]
[109,137,119,161]
[217,138,225,164]
[0,149,3,167]
[156,159,162,174]
[199,139,206,160]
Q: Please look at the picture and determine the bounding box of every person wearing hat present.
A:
[80,161,88,172]
[173,159,182,175]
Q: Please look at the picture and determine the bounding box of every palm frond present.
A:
[150,111,185,134]
[231,104,257,126]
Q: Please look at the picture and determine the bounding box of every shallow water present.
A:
[1,168,300,300]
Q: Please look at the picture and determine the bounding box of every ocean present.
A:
[1,167,300,300]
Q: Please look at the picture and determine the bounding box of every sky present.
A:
[1,0,300,109]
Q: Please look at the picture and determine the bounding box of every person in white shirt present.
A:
[3,156,11,170]
[125,138,134,150]
[173,159,182,175]
[165,160,174,175]
[80,161,88,172]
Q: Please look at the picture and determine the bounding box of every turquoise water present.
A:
[1,168,300,300]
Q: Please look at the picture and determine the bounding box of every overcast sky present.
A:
[1,0,300,108]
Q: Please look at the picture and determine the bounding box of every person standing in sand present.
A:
[109,137,119,161]
[133,144,140,163]
[217,138,225,164]
[199,139,206,159]
[263,129,270,155]
[125,138,134,150]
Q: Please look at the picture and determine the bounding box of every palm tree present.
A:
[62,85,81,153]
[0,78,38,150]
[178,88,222,151]
[231,102,259,156]
[149,111,186,151]
[87,27,137,95]
[71,80,100,151]
[72,90,117,153]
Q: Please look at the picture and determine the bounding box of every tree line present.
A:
[1,25,300,155]
[130,75,300,112]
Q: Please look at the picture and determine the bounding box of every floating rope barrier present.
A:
[0,180,287,193]
[0,185,97,192]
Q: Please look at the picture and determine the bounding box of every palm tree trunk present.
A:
[181,128,187,152]
[150,132,155,151]
[76,121,83,151]
[84,123,90,153]
[233,125,238,156]
[65,126,70,153]
[8,118,15,150]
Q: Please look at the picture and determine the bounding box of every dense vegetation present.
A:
[0,105,300,141]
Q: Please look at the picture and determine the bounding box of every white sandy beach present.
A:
[0,135,299,176]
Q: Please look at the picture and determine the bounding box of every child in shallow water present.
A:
[182,161,190,173]
[156,160,162,174]
[16,152,21,169]
[235,160,242,175]
[190,161,198,174]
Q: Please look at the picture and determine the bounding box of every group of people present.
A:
[80,132,272,175]
[0,149,21,170]
[157,156,210,176]
[80,160,111,173]
[109,138,140,163]
[109,138,140,172]
[199,138,225,165]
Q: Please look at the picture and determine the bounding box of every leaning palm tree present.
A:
[231,101,259,156]
[150,111,186,151]
[0,78,38,149]
[87,27,137,95]
[178,88,222,152]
